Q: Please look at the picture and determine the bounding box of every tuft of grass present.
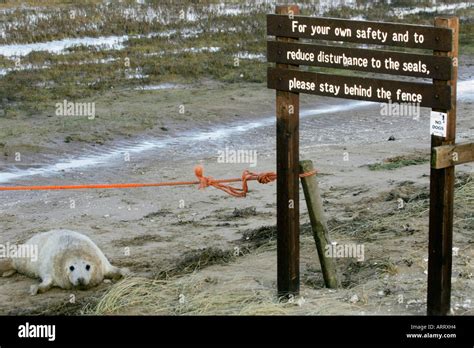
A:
[89,275,291,315]
[241,225,276,248]
[156,247,236,279]
[330,174,472,238]
[368,154,429,171]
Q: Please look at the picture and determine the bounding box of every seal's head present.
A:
[65,257,101,289]
[66,258,92,289]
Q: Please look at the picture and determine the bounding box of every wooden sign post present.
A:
[275,5,301,298]
[427,17,459,316]
[267,6,470,315]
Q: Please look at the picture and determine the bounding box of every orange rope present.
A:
[0,165,317,197]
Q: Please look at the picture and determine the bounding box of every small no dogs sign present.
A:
[430,111,447,137]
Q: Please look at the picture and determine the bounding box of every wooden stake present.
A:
[275,4,300,298]
[299,160,339,288]
[427,17,459,316]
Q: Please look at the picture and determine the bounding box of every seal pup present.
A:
[0,229,128,295]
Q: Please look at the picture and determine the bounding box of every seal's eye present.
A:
[86,264,91,271]
[69,266,75,272]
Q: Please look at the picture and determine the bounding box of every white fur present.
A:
[6,229,127,295]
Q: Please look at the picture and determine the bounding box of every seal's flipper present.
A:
[30,276,54,295]
[0,258,15,277]
[104,265,129,280]
[2,270,16,277]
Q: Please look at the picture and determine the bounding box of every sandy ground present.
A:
[0,64,473,315]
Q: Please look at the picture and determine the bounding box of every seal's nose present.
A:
[77,277,85,286]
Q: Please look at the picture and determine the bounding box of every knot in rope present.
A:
[194,165,314,198]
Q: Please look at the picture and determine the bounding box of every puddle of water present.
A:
[236,52,265,61]
[144,46,221,57]
[0,35,128,58]
[393,2,473,17]
[133,83,182,91]
[0,27,208,60]
[0,139,170,184]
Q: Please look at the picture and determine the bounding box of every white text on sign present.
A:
[430,111,448,137]
[291,20,425,44]
[288,77,423,103]
[285,48,431,76]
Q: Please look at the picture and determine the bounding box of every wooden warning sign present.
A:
[267,14,453,51]
[268,67,451,109]
[267,41,453,80]
[267,6,468,316]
